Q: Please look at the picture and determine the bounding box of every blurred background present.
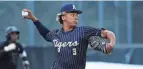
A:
[0,1,143,69]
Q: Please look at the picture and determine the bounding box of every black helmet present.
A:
[5,26,20,40]
[5,26,20,36]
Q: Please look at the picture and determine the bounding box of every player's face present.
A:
[9,32,19,42]
[63,12,79,27]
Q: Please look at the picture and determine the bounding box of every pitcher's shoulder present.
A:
[51,28,61,34]
[76,26,89,29]
[77,26,97,30]
[78,26,94,28]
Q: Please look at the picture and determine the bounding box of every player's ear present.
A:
[61,15,66,21]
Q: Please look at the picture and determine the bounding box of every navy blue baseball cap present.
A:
[60,4,83,14]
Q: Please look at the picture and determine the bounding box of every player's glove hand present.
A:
[4,43,16,52]
[88,36,114,54]
[105,43,114,54]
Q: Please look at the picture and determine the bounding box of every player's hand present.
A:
[24,64,30,69]
[22,9,38,22]
[105,43,114,54]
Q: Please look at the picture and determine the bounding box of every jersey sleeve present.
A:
[17,43,24,54]
[17,43,30,65]
[83,26,105,39]
[33,20,53,42]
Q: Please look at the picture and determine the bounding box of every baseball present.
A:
[22,11,28,17]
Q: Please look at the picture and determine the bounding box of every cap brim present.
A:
[66,10,83,14]
[11,31,20,34]
[57,10,83,16]
[74,10,83,14]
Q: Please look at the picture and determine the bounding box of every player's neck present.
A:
[8,40,16,43]
[62,24,75,32]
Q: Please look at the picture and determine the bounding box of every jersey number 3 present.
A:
[72,48,77,55]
